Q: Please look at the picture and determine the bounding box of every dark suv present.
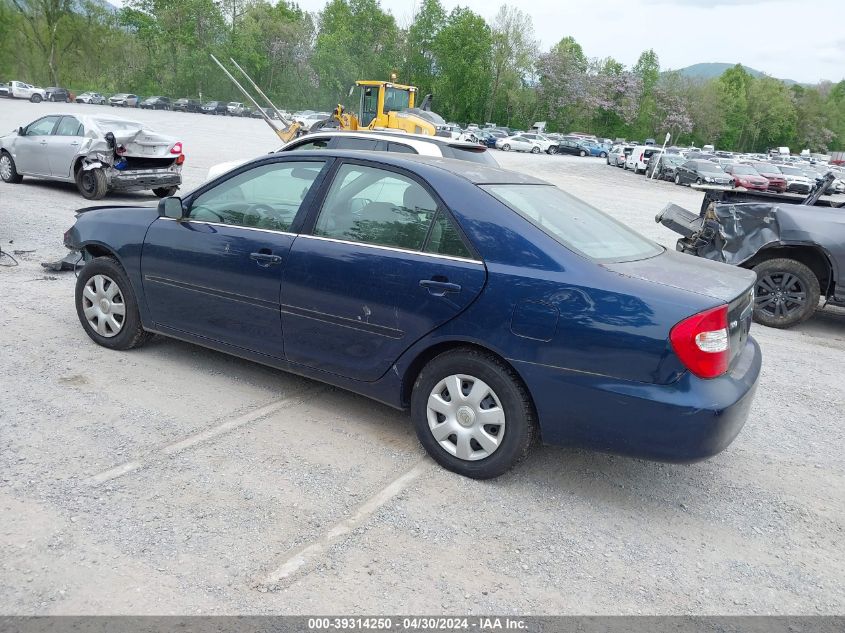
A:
[140,96,172,110]
[173,98,202,113]
[45,87,72,102]
[201,100,228,115]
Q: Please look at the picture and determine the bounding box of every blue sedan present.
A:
[65,151,761,479]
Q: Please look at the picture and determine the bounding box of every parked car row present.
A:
[611,142,845,195]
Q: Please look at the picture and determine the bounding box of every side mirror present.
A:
[18,127,24,136]
[158,196,184,219]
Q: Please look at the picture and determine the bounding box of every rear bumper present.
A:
[108,168,182,191]
[513,336,762,462]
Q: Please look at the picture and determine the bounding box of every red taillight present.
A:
[670,305,729,379]
[175,154,185,165]
[639,152,644,161]
[170,142,183,155]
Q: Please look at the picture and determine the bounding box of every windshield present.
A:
[697,162,723,173]
[730,165,757,175]
[779,166,803,176]
[481,184,662,263]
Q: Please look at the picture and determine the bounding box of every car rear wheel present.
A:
[600,151,607,158]
[0,151,23,184]
[76,258,150,350]
[30,94,42,103]
[153,186,178,198]
[548,147,557,155]
[411,348,536,479]
[752,258,820,329]
[76,168,108,200]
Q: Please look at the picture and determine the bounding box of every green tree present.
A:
[313,0,399,107]
[9,0,75,84]
[403,0,445,99]
[632,48,659,138]
[486,4,537,124]
[432,7,492,123]
[716,64,752,149]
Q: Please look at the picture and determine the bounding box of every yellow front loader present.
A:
[213,56,445,141]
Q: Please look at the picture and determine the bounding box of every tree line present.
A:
[2,0,843,152]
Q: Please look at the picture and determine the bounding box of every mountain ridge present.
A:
[667,62,799,85]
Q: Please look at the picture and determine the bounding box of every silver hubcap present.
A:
[426,374,506,461]
[82,274,126,337]
[0,155,11,180]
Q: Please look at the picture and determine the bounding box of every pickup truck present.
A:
[7,80,47,102]
[226,102,248,117]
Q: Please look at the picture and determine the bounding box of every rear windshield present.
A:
[730,165,758,175]
[442,145,498,165]
[481,184,662,263]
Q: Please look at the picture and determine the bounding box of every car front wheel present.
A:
[752,258,820,328]
[76,257,150,350]
[30,94,42,103]
[502,144,510,151]
[531,146,540,154]
[0,151,24,183]
[579,150,586,157]
[411,348,536,479]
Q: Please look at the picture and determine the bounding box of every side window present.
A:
[314,164,437,251]
[332,137,379,151]
[424,212,473,259]
[190,161,325,231]
[55,116,82,136]
[289,137,330,151]
[25,116,60,136]
[387,142,417,154]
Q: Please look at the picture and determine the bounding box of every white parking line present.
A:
[257,459,430,589]
[86,389,320,485]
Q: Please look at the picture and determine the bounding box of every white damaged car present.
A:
[0,114,184,199]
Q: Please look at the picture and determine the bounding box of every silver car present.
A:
[0,114,183,200]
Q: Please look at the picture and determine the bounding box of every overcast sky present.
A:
[289,0,844,84]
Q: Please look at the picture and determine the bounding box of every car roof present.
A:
[266,149,546,185]
[286,129,483,150]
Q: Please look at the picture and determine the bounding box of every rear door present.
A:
[141,158,329,358]
[281,161,486,381]
[47,116,84,178]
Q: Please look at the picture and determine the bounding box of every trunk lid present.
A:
[117,129,175,158]
[604,249,755,366]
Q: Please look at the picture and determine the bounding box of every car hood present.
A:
[604,248,755,304]
[207,159,248,181]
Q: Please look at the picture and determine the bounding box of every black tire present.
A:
[579,150,586,157]
[502,144,510,152]
[548,146,557,155]
[30,94,42,103]
[76,168,108,200]
[600,151,607,158]
[531,146,540,154]
[75,257,151,350]
[696,178,702,185]
[153,186,178,198]
[752,258,820,329]
[0,150,24,183]
[410,348,537,479]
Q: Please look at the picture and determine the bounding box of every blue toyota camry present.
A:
[65,150,761,479]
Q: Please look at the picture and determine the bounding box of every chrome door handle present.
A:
[250,251,282,267]
[420,279,461,296]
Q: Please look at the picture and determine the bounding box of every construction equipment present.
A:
[213,56,445,141]
[211,55,303,143]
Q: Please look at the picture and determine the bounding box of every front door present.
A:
[281,161,487,381]
[141,159,329,359]
[15,116,60,175]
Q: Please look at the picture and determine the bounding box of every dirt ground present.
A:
[0,99,843,615]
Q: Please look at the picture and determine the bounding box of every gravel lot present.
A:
[1,99,843,615]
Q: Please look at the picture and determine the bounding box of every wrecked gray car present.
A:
[657,176,845,328]
[0,114,183,200]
